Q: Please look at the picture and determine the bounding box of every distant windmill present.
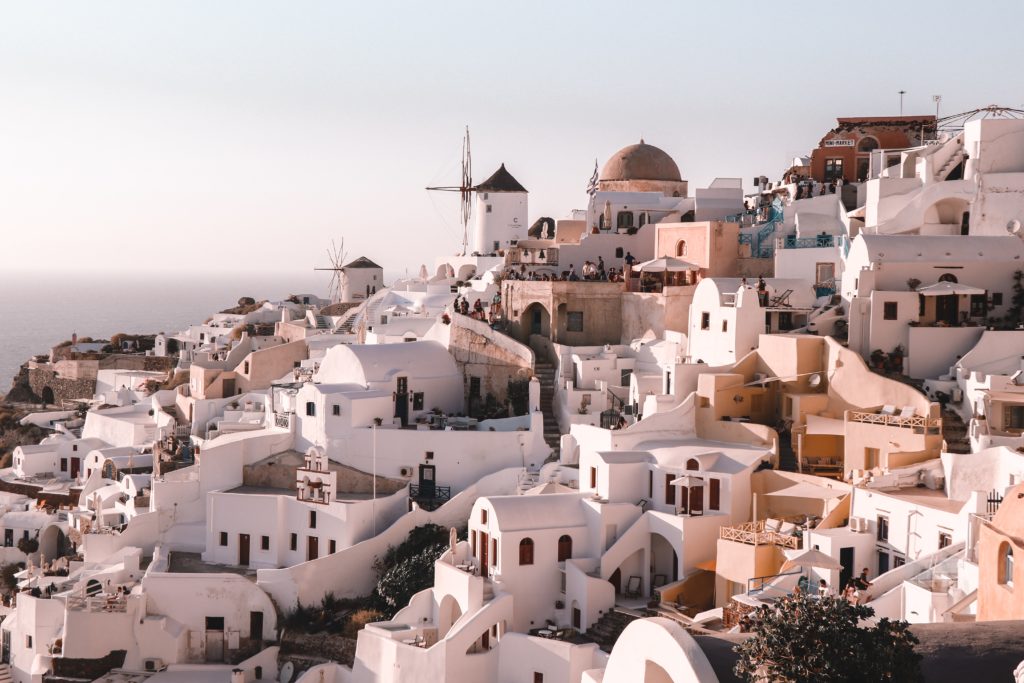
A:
[313,239,348,303]
[426,126,473,256]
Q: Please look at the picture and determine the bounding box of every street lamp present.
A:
[932,94,942,120]
[898,90,907,116]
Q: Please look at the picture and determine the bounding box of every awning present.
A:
[670,474,704,487]
[916,281,985,297]
[636,257,700,273]
[804,414,844,436]
[763,482,847,500]
[780,548,844,572]
[695,559,717,572]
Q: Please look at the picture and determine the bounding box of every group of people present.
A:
[503,252,637,284]
[794,567,872,605]
[453,295,487,320]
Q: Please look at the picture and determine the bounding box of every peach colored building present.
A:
[977,483,1024,621]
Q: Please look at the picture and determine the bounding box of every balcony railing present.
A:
[777,234,834,250]
[848,411,942,433]
[719,521,800,549]
[66,594,127,613]
[274,413,291,429]
[410,484,451,511]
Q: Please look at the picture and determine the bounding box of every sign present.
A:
[824,139,856,147]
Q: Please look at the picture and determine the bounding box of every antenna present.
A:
[313,239,347,303]
[898,90,907,116]
[426,126,473,256]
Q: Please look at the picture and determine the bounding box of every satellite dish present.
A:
[280,661,294,683]
[807,373,823,388]
[1007,219,1022,236]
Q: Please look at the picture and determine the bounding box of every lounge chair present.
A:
[625,575,642,598]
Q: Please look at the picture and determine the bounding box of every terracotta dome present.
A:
[600,140,681,182]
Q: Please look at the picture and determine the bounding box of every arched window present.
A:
[557,534,572,562]
[617,211,634,229]
[857,136,880,153]
[519,538,534,565]
[676,240,688,257]
[686,458,700,471]
[598,214,605,230]
[938,273,959,284]
[638,213,648,229]
[1000,543,1014,586]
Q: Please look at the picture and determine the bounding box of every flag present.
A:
[586,159,599,196]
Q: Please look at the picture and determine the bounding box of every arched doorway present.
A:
[437,594,463,637]
[676,240,687,257]
[521,303,550,341]
[650,533,679,586]
[924,198,970,232]
[41,386,55,406]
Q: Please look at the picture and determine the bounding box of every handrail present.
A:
[848,411,941,430]
[719,521,800,549]
[747,568,803,595]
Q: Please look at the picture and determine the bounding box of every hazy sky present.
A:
[3,1,1023,280]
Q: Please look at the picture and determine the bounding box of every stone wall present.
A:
[27,367,96,405]
[446,313,534,410]
[49,649,127,679]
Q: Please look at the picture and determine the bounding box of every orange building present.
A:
[810,116,936,183]
[976,483,1024,621]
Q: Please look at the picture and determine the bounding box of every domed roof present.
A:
[600,140,681,182]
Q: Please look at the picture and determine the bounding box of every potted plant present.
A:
[906,277,921,291]
[870,349,886,370]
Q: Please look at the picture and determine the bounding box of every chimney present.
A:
[231,669,245,683]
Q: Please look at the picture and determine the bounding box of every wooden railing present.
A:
[848,411,941,432]
[719,521,800,549]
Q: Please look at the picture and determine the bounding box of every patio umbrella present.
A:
[780,548,844,573]
[636,257,700,289]
[915,281,985,296]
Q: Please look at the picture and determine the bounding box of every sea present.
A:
[0,270,341,395]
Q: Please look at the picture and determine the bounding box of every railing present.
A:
[719,521,800,549]
[409,484,451,510]
[777,234,834,249]
[848,411,942,433]
[739,218,782,259]
[274,413,291,429]
[66,594,128,613]
[747,568,803,595]
[965,512,995,564]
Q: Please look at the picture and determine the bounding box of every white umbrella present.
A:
[670,474,704,487]
[780,548,843,573]
[636,257,700,273]
[419,264,429,280]
[916,281,985,297]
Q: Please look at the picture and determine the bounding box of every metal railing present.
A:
[410,484,451,510]
[719,521,800,549]
[274,413,291,429]
[777,234,834,249]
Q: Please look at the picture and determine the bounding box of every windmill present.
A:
[426,126,473,256]
[313,239,348,303]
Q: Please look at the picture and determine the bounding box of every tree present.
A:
[734,591,922,683]
[17,536,38,555]
[372,524,452,615]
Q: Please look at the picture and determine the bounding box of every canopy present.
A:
[763,482,847,500]
[670,474,704,487]
[804,414,844,436]
[780,548,844,572]
[636,257,700,273]
[916,281,985,297]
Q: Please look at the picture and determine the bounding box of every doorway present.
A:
[395,377,409,426]
[418,464,436,499]
[238,534,250,566]
[205,617,225,662]
[609,568,622,594]
[479,532,489,569]
[935,295,958,326]
[250,611,264,646]
[839,547,854,589]
[70,457,80,479]
[307,536,319,561]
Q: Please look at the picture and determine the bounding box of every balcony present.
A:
[848,410,942,434]
[409,483,451,511]
[776,234,835,250]
[719,521,800,549]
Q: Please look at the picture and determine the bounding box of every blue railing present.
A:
[782,235,834,249]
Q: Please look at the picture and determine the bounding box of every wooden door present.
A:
[250,611,264,645]
[395,377,409,425]
[307,536,319,561]
[479,532,488,569]
[238,534,250,566]
[689,486,704,515]
[70,457,80,479]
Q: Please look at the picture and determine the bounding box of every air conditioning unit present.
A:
[951,388,963,402]
[399,467,413,477]
[143,658,165,672]
[849,517,868,533]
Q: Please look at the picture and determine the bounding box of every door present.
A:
[3,529,11,548]
[935,295,958,326]
[689,486,704,515]
[395,377,409,426]
[418,464,436,499]
[531,308,542,335]
[205,617,225,662]
[609,568,622,594]
[572,607,581,629]
[839,547,854,589]
[250,611,264,645]
[479,532,488,569]
[222,378,235,397]
[307,536,319,561]
[238,534,250,566]
[70,457,80,479]
[877,550,890,576]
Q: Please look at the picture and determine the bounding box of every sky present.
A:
[2,0,1024,280]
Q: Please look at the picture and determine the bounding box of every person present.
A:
[597,256,606,279]
[797,574,810,594]
[757,276,767,306]
[568,264,579,281]
[615,415,627,430]
[843,581,859,604]
[853,568,872,590]
[624,251,636,267]
[741,276,748,288]
[818,579,832,598]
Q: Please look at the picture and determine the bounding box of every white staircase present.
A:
[0,663,14,682]
[935,147,966,181]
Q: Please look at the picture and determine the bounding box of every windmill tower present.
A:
[427,127,474,256]
[313,239,348,303]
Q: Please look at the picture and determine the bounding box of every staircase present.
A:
[0,663,13,683]
[586,609,640,652]
[935,147,966,182]
[313,315,330,330]
[941,407,971,454]
[534,357,561,462]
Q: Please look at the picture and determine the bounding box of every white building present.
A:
[473,164,528,255]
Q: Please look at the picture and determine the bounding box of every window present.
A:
[938,272,959,284]
[938,532,952,549]
[72,444,78,452]
[413,392,424,410]
[865,447,880,470]
[332,404,340,417]
[425,451,434,461]
[824,158,844,182]
[491,538,497,566]
[205,617,225,631]
[615,247,624,258]
[481,509,488,525]
[971,294,987,318]
[815,262,835,284]
[244,361,250,374]
[993,292,1004,306]
[329,539,337,554]
[1000,543,1014,586]
[1005,405,1024,432]
[876,515,889,542]
[469,376,481,398]
[566,312,584,332]
[686,458,699,471]
[557,534,572,562]
[721,319,728,332]
[883,302,898,320]
[665,474,676,506]
[60,458,67,472]
[305,402,315,417]
[25,636,31,649]
[709,478,721,511]
[534,673,544,683]
[486,204,493,213]
[700,312,710,330]
[261,536,270,551]
[219,532,228,546]
[290,533,297,551]
[676,240,687,257]
[857,136,879,153]
[519,538,534,565]
[893,555,906,568]
[470,530,476,555]
[589,467,597,489]
[309,511,317,529]
[648,470,653,498]
[617,211,634,229]
[877,550,890,575]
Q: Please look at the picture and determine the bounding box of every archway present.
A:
[650,533,679,586]
[520,303,550,341]
[437,594,463,637]
[924,198,970,230]
[38,525,68,561]
[41,386,55,406]
[675,240,687,257]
